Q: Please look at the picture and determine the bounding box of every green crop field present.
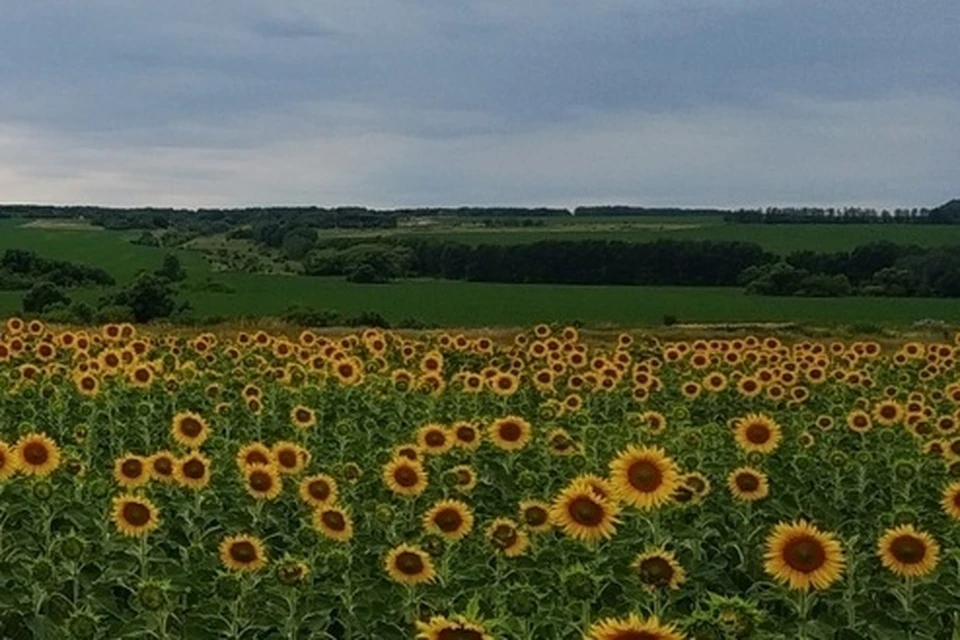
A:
[2,217,960,327]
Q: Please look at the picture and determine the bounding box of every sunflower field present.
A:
[1,318,960,639]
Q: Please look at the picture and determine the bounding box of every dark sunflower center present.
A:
[735,473,760,492]
[568,496,605,526]
[456,427,476,443]
[890,535,926,564]
[523,506,548,527]
[180,418,203,438]
[497,377,513,390]
[338,364,353,378]
[606,632,660,640]
[880,406,897,419]
[321,510,346,531]
[498,422,522,441]
[627,460,663,492]
[745,423,771,444]
[685,476,706,493]
[394,466,419,487]
[135,369,150,382]
[183,459,206,479]
[673,487,695,503]
[0,451,6,469]
[853,416,868,428]
[425,431,446,447]
[434,508,463,532]
[309,480,330,500]
[395,551,424,574]
[783,536,827,573]
[295,409,311,422]
[743,381,757,392]
[638,556,674,587]
[81,377,96,390]
[437,629,484,640]
[398,448,418,460]
[230,541,257,564]
[246,451,269,466]
[249,471,273,492]
[23,442,49,465]
[491,525,517,548]
[123,502,151,526]
[121,459,144,478]
[277,450,298,468]
[455,470,473,485]
[153,457,173,475]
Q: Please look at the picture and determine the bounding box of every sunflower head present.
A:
[383,458,428,497]
[313,506,354,542]
[877,524,940,578]
[633,548,687,591]
[299,473,339,508]
[111,494,160,538]
[15,433,61,477]
[244,464,283,501]
[733,414,783,454]
[518,500,552,533]
[114,454,149,489]
[485,518,530,557]
[171,411,209,448]
[584,614,685,640]
[550,479,620,543]
[384,544,436,586]
[175,452,211,490]
[489,416,533,452]
[422,499,474,542]
[727,467,770,502]
[219,534,268,573]
[415,615,493,640]
[763,520,845,591]
[272,442,308,474]
[416,423,454,455]
[608,445,680,510]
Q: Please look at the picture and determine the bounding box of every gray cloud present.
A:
[0,0,956,207]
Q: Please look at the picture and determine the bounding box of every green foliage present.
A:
[22,282,71,313]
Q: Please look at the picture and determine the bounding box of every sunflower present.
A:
[576,473,620,504]
[393,443,422,461]
[219,534,268,573]
[608,445,679,510]
[489,416,533,452]
[551,479,620,543]
[416,423,454,455]
[174,452,211,490]
[940,481,960,520]
[170,411,209,449]
[276,559,311,587]
[846,410,872,433]
[384,544,436,586]
[236,442,273,471]
[74,373,100,397]
[299,473,339,508]
[485,518,530,557]
[450,464,478,493]
[272,442,308,474]
[518,499,553,533]
[0,441,17,480]
[872,400,904,426]
[877,524,940,578]
[763,520,845,591]
[421,499,474,542]
[547,428,579,456]
[148,451,177,483]
[733,414,782,454]
[415,615,493,640]
[451,421,482,450]
[15,433,61,477]
[383,458,428,497]
[489,372,520,396]
[313,505,354,542]
[584,614,685,640]
[681,471,711,499]
[737,376,763,398]
[244,464,283,501]
[113,454,150,489]
[727,467,769,502]
[640,411,667,435]
[633,548,686,591]
[290,405,316,430]
[111,494,160,537]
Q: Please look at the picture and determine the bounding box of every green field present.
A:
[2,217,960,327]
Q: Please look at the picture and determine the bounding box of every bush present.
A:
[23,283,71,314]
[663,314,679,326]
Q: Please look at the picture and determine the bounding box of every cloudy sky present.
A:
[0,0,956,209]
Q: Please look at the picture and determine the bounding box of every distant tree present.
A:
[155,254,187,282]
[22,282,71,313]
[104,274,178,322]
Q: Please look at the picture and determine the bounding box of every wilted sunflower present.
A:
[633,548,687,591]
[113,454,150,489]
[727,467,769,502]
[584,614,685,640]
[489,416,532,452]
[422,499,475,542]
[547,428,579,456]
[170,411,209,449]
[384,544,436,586]
[681,471,711,499]
[313,505,354,542]
[550,479,620,543]
[244,464,282,501]
[111,494,160,537]
[763,520,844,591]
[733,414,782,454]
[877,524,940,578]
[518,500,553,533]
[148,451,176,483]
[0,441,16,480]
[290,405,316,430]
[609,445,679,510]
[416,423,454,455]
[383,458,428,497]
[941,481,960,520]
[236,442,273,471]
[272,441,308,474]
[299,473,339,508]
[175,452,211,490]
[415,615,493,640]
[276,559,311,587]
[15,432,61,477]
[485,518,530,557]
[219,534,268,573]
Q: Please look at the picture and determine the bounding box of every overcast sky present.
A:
[0,0,956,209]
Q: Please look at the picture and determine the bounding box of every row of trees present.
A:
[724,201,960,224]
[0,249,115,290]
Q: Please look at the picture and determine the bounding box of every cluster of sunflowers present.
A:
[2,316,960,639]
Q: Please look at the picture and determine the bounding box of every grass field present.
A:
[2,218,960,327]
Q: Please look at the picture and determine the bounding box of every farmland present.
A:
[2,218,960,329]
[1,320,959,638]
